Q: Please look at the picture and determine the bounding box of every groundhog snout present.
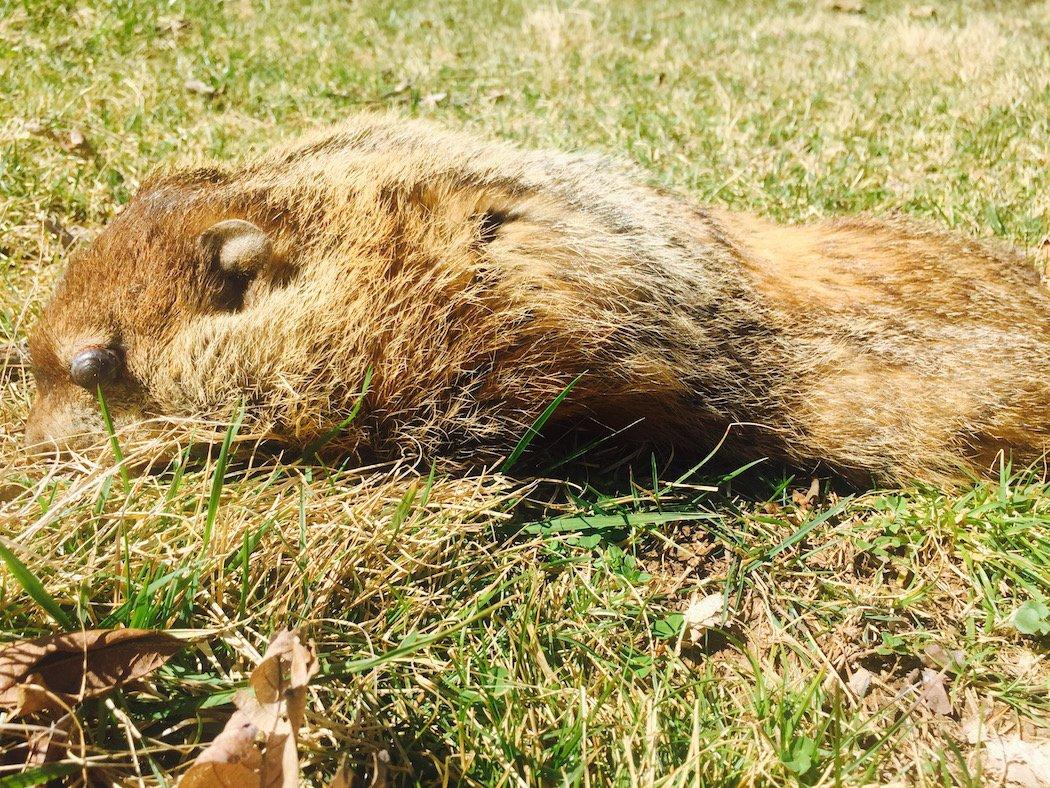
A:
[23,392,108,458]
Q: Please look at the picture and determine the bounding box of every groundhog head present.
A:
[22,149,571,463]
[24,175,301,455]
[24,116,683,466]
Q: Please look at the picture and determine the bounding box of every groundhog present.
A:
[24,115,1050,484]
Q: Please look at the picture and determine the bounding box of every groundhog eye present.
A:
[70,346,121,390]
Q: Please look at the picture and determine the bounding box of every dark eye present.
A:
[70,346,121,390]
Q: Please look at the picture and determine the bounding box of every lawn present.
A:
[1,0,1048,784]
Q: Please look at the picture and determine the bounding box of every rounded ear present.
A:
[199,219,273,276]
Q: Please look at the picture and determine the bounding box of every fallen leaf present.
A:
[920,668,952,716]
[681,593,723,643]
[29,124,94,158]
[0,629,185,717]
[251,628,318,728]
[181,710,262,787]
[181,629,318,788]
[792,478,821,508]
[185,79,217,97]
[847,666,872,699]
[181,762,261,788]
[923,643,965,672]
[963,719,1050,787]
[25,713,73,766]
[982,737,1050,787]
[420,91,447,108]
[328,758,352,788]
[252,630,318,785]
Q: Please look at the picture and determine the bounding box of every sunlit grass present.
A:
[1,0,1047,784]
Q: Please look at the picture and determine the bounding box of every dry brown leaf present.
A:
[181,762,261,788]
[185,79,217,96]
[0,629,185,717]
[58,127,95,157]
[0,713,74,770]
[261,731,297,788]
[923,643,964,673]
[181,709,262,787]
[847,666,872,699]
[792,478,821,509]
[181,629,318,788]
[328,758,352,788]
[920,668,952,716]
[981,738,1050,787]
[251,629,319,726]
[682,593,724,643]
[253,630,318,787]
[25,713,73,766]
[421,92,447,108]
[964,719,1050,787]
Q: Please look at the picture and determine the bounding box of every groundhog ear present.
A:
[199,219,273,276]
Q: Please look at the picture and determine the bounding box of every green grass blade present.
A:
[238,531,250,621]
[742,496,853,575]
[0,763,81,787]
[501,374,583,473]
[303,367,373,460]
[0,541,74,630]
[543,419,642,471]
[202,402,245,552]
[326,600,509,677]
[523,510,714,535]
[96,384,130,493]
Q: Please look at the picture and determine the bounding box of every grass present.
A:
[1,0,1048,784]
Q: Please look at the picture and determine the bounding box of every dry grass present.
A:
[1,0,1048,784]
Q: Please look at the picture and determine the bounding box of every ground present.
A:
[1,0,1048,785]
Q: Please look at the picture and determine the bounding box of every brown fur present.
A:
[24,115,1050,483]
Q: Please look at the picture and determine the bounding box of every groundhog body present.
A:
[26,115,1050,483]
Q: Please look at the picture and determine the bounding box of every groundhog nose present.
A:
[70,346,121,389]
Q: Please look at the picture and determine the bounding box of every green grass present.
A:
[1,0,1048,784]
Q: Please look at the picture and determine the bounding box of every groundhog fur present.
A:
[24,115,1050,485]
